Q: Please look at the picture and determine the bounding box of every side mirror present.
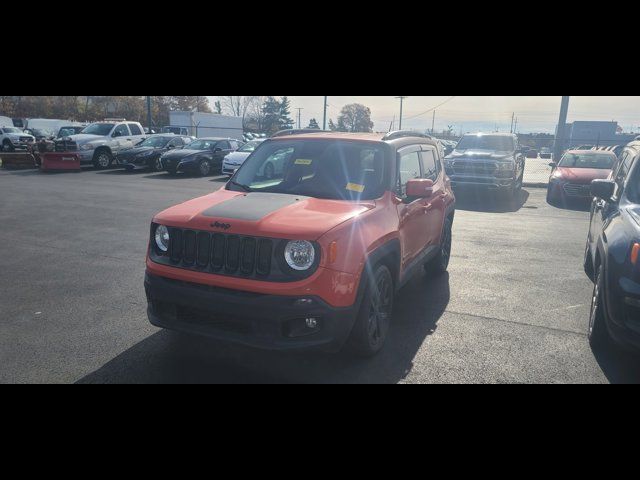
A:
[167,144,175,150]
[549,162,557,169]
[214,147,223,153]
[406,178,434,198]
[591,179,615,202]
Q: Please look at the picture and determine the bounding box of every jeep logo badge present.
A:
[211,221,232,230]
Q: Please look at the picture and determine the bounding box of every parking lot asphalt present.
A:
[1,167,639,384]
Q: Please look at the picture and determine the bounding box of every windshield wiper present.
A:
[229,180,253,192]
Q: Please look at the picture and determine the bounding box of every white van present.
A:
[0,115,13,127]
[25,118,80,135]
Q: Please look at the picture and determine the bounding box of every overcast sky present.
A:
[207,96,640,134]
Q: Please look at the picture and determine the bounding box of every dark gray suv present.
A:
[444,133,525,199]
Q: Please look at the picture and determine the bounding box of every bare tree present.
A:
[218,96,259,127]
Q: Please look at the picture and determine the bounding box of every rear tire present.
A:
[589,265,610,349]
[425,217,453,276]
[93,150,112,169]
[346,264,394,357]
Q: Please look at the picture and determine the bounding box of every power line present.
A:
[404,96,457,120]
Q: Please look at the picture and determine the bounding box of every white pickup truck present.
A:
[55,120,146,168]
[1,126,35,151]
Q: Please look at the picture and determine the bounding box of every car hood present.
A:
[224,151,251,164]
[120,146,159,156]
[67,133,104,144]
[161,149,202,161]
[447,149,514,160]
[153,189,376,240]
[554,167,611,183]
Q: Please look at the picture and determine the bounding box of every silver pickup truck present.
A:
[54,120,146,168]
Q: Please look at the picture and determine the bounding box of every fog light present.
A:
[285,317,322,338]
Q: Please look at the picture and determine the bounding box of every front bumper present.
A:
[117,154,157,169]
[145,272,359,352]
[78,149,95,163]
[448,174,515,190]
[222,162,240,176]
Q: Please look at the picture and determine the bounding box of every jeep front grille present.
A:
[150,226,316,282]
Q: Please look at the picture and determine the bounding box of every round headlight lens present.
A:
[155,225,170,252]
[284,240,315,271]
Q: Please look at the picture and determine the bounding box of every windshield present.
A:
[58,127,81,137]
[82,123,115,136]
[238,140,263,153]
[3,127,21,134]
[186,140,216,151]
[139,136,171,148]
[559,153,615,169]
[456,135,515,151]
[229,139,387,201]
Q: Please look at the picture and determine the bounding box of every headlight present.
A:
[155,225,170,252]
[496,162,515,171]
[284,240,315,271]
[80,144,95,151]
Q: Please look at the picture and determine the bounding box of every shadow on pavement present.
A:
[592,344,640,384]
[546,197,591,212]
[455,188,530,213]
[77,272,451,384]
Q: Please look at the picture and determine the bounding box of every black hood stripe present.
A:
[202,193,308,222]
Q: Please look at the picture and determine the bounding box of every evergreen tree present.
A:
[307,118,320,129]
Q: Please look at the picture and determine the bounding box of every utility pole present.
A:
[510,112,515,133]
[553,96,570,162]
[395,96,408,130]
[297,108,304,129]
[323,96,328,130]
[431,110,436,134]
[146,96,152,133]
[514,117,518,134]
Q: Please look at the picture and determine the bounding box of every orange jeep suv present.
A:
[145,131,456,356]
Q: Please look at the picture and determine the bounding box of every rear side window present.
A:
[113,124,130,137]
[398,150,422,197]
[229,141,239,150]
[217,141,230,150]
[128,123,142,135]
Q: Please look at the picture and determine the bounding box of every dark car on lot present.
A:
[539,147,553,159]
[585,140,640,351]
[23,128,55,142]
[547,150,616,206]
[159,137,240,176]
[115,135,193,171]
[444,133,525,200]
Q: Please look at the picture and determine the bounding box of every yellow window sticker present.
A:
[294,159,313,166]
[346,183,365,193]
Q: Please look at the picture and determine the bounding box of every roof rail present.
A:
[382,130,433,141]
[271,128,324,138]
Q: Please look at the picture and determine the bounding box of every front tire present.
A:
[589,265,610,349]
[93,150,113,169]
[425,217,453,276]
[347,264,394,357]
[198,159,212,177]
[3,140,14,152]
